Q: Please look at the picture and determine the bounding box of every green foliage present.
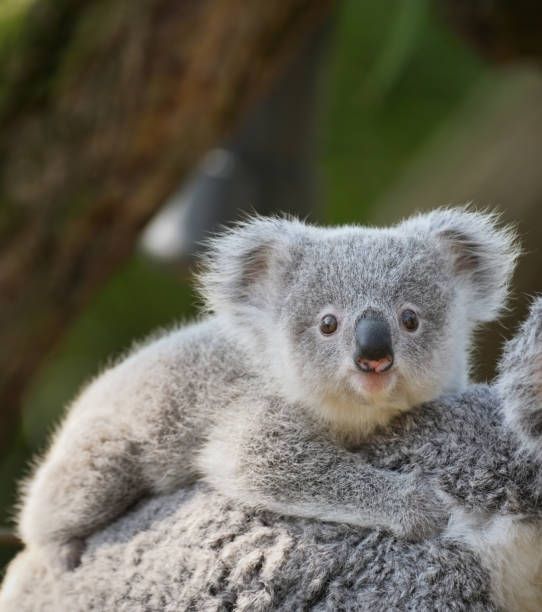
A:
[0,0,34,43]
[0,0,93,118]
[0,0,33,109]
[321,0,486,224]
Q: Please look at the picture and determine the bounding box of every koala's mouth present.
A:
[350,369,395,395]
[356,355,393,373]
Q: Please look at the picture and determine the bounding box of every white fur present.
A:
[446,508,542,612]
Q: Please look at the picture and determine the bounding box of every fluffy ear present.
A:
[496,297,542,457]
[196,216,303,322]
[398,207,520,322]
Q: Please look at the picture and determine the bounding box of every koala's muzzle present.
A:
[354,318,394,373]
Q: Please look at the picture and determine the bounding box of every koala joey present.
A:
[17,207,518,570]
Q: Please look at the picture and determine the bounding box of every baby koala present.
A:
[17,207,518,569]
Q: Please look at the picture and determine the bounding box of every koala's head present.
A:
[199,208,518,435]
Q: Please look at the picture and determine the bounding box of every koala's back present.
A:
[69,317,247,418]
[38,316,257,495]
[1,485,496,612]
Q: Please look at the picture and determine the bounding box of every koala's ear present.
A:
[398,207,520,322]
[197,216,302,320]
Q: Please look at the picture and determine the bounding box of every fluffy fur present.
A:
[0,486,496,612]
[14,208,518,569]
[4,299,542,611]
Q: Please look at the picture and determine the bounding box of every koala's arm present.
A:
[440,297,542,516]
[198,398,448,540]
[362,394,541,518]
[18,328,210,567]
[415,298,542,517]
[459,295,542,516]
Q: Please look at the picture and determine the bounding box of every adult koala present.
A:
[13,209,517,573]
[3,299,542,611]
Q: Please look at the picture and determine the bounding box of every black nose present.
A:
[354,318,394,372]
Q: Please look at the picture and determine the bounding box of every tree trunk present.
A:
[0,0,333,457]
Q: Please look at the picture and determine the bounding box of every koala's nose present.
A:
[354,318,394,373]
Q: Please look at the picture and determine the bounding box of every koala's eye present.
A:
[320,314,338,335]
[400,309,419,332]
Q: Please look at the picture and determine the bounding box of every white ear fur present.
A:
[196,216,303,323]
[398,207,520,322]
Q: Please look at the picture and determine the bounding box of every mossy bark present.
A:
[0,0,333,457]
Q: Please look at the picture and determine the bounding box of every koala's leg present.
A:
[198,398,448,541]
[497,296,542,458]
[19,411,202,572]
[17,327,211,570]
[18,417,147,570]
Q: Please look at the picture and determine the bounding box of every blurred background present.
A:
[2,0,542,572]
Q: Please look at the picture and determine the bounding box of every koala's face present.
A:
[201,209,518,434]
[275,230,463,430]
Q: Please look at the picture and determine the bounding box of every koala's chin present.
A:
[306,360,453,440]
[306,374,406,440]
[349,369,396,396]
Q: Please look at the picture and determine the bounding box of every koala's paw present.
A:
[43,538,86,572]
[59,537,86,570]
[393,477,450,541]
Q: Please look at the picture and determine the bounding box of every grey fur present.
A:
[0,486,496,612]
[498,297,542,457]
[4,299,542,611]
[12,211,518,568]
